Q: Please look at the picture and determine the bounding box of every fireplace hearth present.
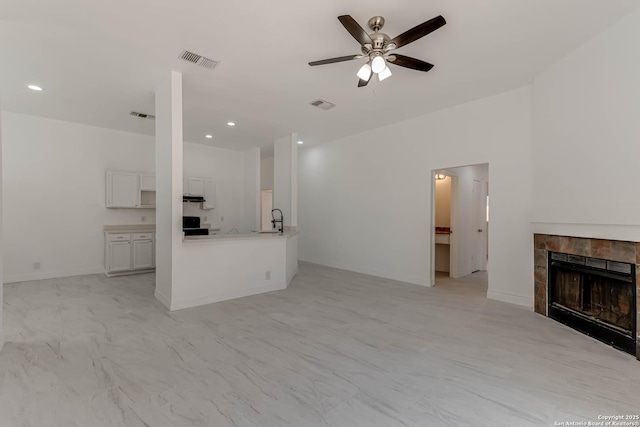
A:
[548,251,636,354]
[534,234,640,360]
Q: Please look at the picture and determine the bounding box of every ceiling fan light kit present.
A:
[357,63,372,80]
[378,66,392,81]
[309,14,446,87]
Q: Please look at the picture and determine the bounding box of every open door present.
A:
[471,180,483,272]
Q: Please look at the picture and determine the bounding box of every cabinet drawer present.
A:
[133,233,154,240]
[107,233,132,242]
[434,234,450,245]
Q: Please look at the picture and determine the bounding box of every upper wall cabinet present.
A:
[140,174,156,191]
[106,170,156,209]
[185,177,205,196]
[106,171,140,208]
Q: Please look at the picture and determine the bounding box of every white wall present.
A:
[243,148,260,232]
[261,156,274,190]
[182,143,245,234]
[273,134,298,228]
[532,8,640,241]
[2,111,155,283]
[299,87,533,307]
[1,111,249,282]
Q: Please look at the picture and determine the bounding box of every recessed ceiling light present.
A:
[297,141,304,145]
[27,84,43,91]
[205,134,213,139]
[227,122,235,127]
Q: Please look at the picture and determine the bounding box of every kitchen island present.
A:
[157,229,298,310]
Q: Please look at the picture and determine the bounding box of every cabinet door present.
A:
[188,177,204,196]
[203,179,216,210]
[107,171,139,208]
[132,240,154,270]
[108,241,132,272]
[140,174,156,191]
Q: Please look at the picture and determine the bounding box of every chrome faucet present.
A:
[271,209,284,234]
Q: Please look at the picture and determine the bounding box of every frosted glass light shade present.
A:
[357,63,372,81]
[371,56,386,73]
[378,66,392,81]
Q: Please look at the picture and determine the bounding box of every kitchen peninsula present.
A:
[158,228,298,310]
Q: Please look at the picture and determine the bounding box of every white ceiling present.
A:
[1,0,639,155]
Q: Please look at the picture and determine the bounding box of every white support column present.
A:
[154,71,184,309]
[273,133,298,229]
[0,100,4,351]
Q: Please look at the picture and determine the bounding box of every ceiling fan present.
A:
[309,14,446,87]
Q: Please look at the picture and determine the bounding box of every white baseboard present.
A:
[298,258,428,287]
[487,290,533,309]
[169,283,287,311]
[154,289,171,309]
[287,266,299,285]
[4,267,104,284]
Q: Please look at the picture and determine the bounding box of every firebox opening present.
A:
[548,251,636,355]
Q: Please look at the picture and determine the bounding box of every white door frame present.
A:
[430,163,489,285]
[430,171,460,284]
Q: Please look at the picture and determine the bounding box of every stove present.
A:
[183,216,209,236]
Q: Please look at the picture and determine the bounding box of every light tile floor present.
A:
[1,262,638,426]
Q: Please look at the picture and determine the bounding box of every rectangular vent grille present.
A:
[130,111,155,120]
[309,99,336,110]
[180,50,219,70]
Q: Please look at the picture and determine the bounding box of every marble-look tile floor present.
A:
[1,262,639,427]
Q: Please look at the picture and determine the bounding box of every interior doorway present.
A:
[431,163,489,287]
[260,190,273,231]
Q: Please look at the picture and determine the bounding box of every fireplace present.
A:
[548,251,636,355]
[534,234,640,360]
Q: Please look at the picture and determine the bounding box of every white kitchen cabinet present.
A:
[202,179,216,210]
[140,174,156,191]
[106,171,139,208]
[108,241,132,272]
[186,177,205,196]
[105,231,155,277]
[132,239,154,270]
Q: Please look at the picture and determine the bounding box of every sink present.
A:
[255,230,281,234]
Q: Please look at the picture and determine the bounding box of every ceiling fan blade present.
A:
[309,55,361,66]
[389,15,446,49]
[357,73,373,87]
[389,54,434,72]
[338,15,372,46]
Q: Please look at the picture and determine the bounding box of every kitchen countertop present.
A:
[104,224,156,233]
[104,224,223,233]
[201,224,221,231]
[184,230,298,243]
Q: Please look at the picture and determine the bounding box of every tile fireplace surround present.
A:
[534,234,640,360]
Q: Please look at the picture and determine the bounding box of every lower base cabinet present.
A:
[133,239,154,269]
[109,241,133,272]
[105,231,155,277]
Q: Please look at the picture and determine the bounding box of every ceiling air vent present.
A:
[179,50,219,70]
[130,111,155,120]
[309,99,336,111]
